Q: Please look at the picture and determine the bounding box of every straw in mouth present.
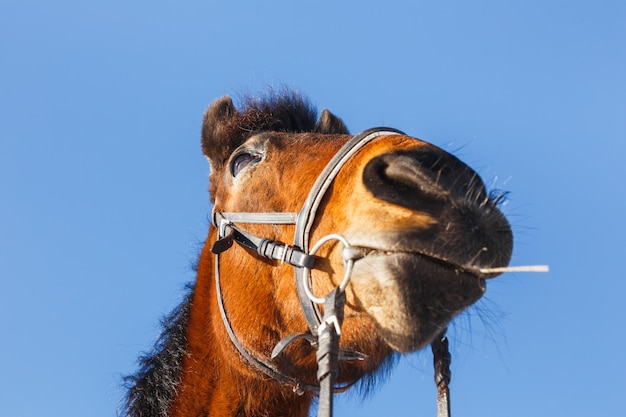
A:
[479,265,550,274]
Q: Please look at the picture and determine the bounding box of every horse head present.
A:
[125,90,513,417]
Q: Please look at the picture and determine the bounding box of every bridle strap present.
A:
[214,212,299,224]
[212,248,319,395]
[213,213,314,269]
[293,127,405,336]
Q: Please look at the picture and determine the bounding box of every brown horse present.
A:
[123,90,513,417]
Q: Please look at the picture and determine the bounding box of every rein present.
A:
[210,128,452,417]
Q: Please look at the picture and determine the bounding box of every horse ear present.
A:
[202,95,238,170]
[315,109,349,134]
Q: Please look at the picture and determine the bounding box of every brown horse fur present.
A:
[122,90,513,417]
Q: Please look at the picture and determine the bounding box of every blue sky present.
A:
[1,1,624,416]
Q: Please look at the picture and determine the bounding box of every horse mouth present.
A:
[344,245,502,280]
[345,246,493,353]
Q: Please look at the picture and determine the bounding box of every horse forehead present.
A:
[358,134,434,157]
[266,132,349,156]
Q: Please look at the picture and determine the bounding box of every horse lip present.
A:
[342,245,502,280]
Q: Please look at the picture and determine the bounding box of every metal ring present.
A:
[303,234,355,304]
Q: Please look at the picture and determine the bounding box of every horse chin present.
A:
[348,251,486,353]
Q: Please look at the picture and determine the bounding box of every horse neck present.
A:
[168,233,315,417]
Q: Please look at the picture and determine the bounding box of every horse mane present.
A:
[229,89,319,134]
[121,284,194,417]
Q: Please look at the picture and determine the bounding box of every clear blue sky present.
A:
[1,1,624,416]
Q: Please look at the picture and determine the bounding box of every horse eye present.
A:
[231,152,261,177]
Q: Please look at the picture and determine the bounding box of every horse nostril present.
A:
[363,149,490,213]
[363,151,452,210]
[378,154,445,198]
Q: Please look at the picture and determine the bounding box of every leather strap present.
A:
[213,226,314,269]
[213,248,319,395]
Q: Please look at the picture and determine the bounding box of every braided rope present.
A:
[431,330,452,417]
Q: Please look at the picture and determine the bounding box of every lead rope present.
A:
[316,288,345,417]
[431,330,452,417]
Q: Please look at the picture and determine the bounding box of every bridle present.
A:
[210,128,452,417]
